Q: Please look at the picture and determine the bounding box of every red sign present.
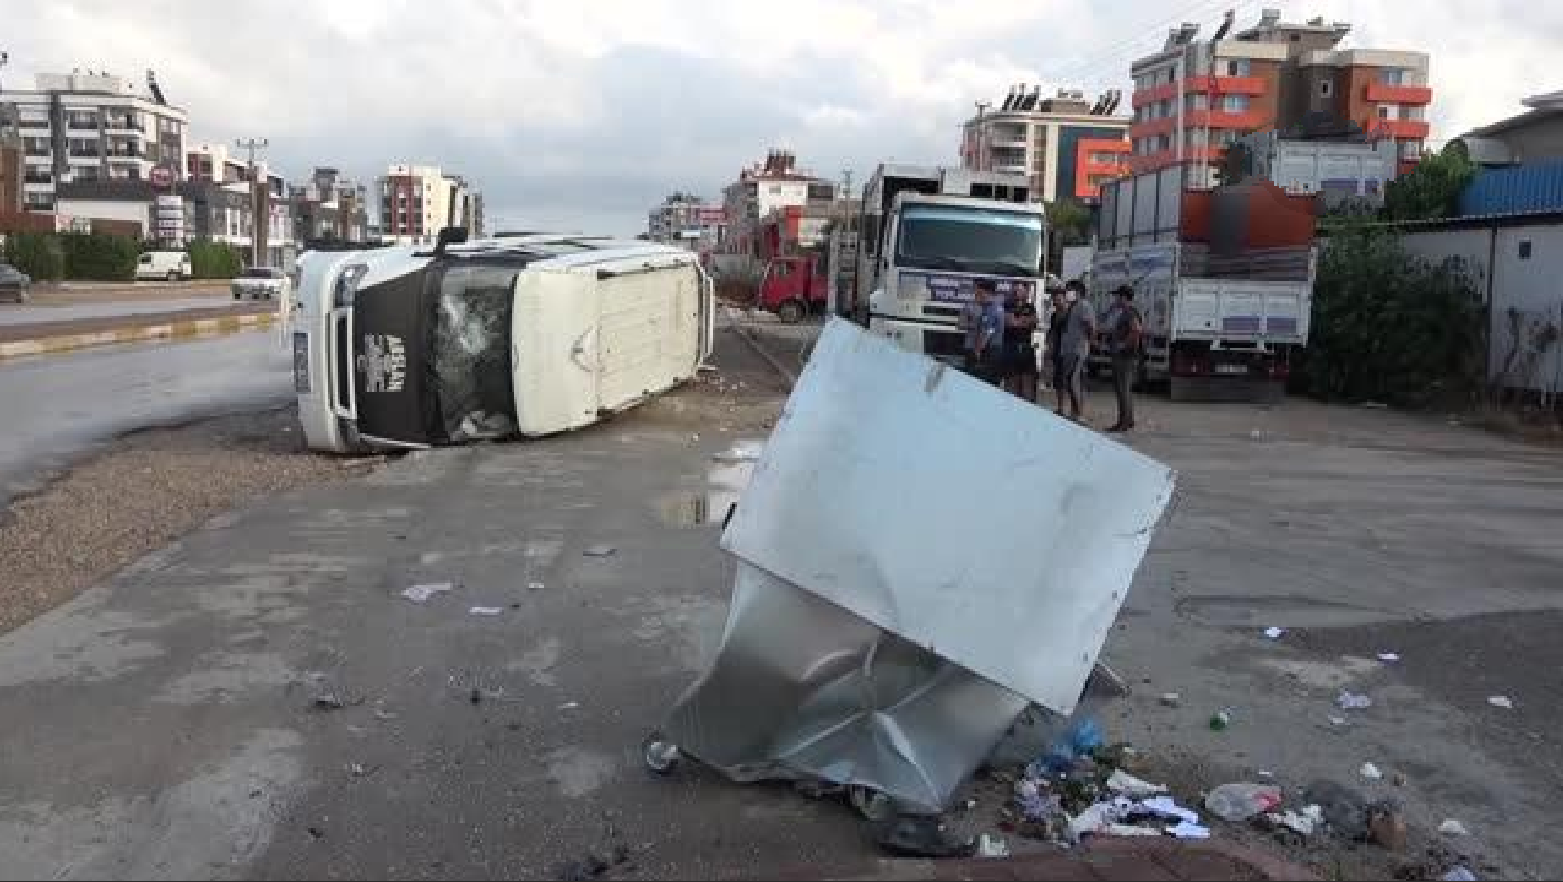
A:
[149,166,174,188]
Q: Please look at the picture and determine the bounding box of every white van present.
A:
[135,251,192,281]
[292,232,714,453]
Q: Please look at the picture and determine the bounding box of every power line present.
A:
[1040,0,1267,90]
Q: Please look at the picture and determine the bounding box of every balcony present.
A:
[68,149,103,160]
[993,163,1028,175]
[1369,118,1431,139]
[103,117,146,133]
[18,118,49,130]
[1133,74,1268,109]
[65,117,100,132]
[23,171,53,184]
[1365,82,1432,105]
[106,146,144,159]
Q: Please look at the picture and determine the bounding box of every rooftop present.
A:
[1465,89,1563,138]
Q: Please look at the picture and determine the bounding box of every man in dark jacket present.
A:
[1104,285,1143,432]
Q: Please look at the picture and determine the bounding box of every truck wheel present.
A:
[777,299,805,324]
[166,270,179,282]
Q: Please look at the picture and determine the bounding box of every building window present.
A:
[1224,58,1251,77]
[1186,93,1208,111]
[1380,68,1406,86]
[1403,104,1425,121]
[1222,94,1250,113]
[1378,105,1392,120]
[1319,80,1332,97]
[1518,240,1532,260]
[768,185,783,195]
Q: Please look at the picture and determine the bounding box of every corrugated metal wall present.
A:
[1461,161,1563,217]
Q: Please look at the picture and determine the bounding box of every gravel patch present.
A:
[0,405,370,635]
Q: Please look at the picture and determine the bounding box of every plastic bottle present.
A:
[1204,782,1283,822]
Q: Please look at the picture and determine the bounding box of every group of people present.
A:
[958,278,1141,433]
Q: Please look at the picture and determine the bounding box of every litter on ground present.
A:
[468,606,504,616]
[1377,652,1400,662]
[1263,626,1284,639]
[1440,866,1477,881]
[583,544,617,557]
[1204,783,1282,822]
[1166,821,1211,839]
[1360,762,1383,780]
[1487,695,1514,709]
[1106,769,1167,798]
[976,833,1009,858]
[1439,819,1471,837]
[401,582,453,604]
[1337,691,1373,710]
[1159,692,1181,707]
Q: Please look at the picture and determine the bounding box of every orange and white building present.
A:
[1128,8,1432,184]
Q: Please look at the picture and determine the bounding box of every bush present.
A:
[1299,224,1485,408]
[60,232,140,281]
[188,238,244,279]
[2,232,66,281]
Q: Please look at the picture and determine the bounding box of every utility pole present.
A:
[235,137,268,267]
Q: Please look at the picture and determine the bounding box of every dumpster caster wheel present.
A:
[643,733,680,775]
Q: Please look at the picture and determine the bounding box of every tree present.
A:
[1214,142,1254,187]
[1045,198,1091,247]
[2,232,66,281]
[187,239,244,279]
[1382,140,1476,222]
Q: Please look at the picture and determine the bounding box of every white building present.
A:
[0,71,190,211]
[378,164,479,245]
[720,149,833,258]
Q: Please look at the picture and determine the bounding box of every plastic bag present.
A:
[1204,782,1283,822]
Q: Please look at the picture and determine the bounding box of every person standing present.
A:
[1104,284,1144,432]
[1053,280,1094,420]
[958,279,1004,384]
[1002,283,1039,401]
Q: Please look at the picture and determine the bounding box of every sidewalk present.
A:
[774,840,1318,882]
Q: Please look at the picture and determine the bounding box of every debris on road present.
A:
[312,691,346,711]
[1209,710,1232,730]
[871,814,975,858]
[1337,690,1373,710]
[1159,692,1181,707]
[468,605,503,616]
[1367,802,1407,851]
[528,581,545,591]
[1304,780,1368,838]
[1263,626,1285,639]
[1166,820,1211,839]
[1328,715,1348,726]
[1106,769,1167,798]
[401,582,453,604]
[559,701,580,710]
[346,762,378,778]
[583,544,617,557]
[1440,866,1478,881]
[1377,652,1401,662]
[1268,804,1323,836]
[976,833,1010,858]
[1204,783,1282,822]
[1360,762,1383,781]
[1439,819,1471,837]
[1487,695,1514,709]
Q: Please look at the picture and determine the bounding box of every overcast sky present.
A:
[8,0,1558,235]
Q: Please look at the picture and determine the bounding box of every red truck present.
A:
[757,255,828,323]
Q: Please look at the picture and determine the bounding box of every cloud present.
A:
[5,0,1557,235]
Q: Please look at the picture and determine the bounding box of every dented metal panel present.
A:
[720,319,1176,715]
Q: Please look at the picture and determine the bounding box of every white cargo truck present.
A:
[849,164,1044,364]
[1090,168,1318,401]
[292,230,713,453]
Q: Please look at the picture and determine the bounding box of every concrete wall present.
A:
[1495,116,1563,164]
[1399,221,1563,393]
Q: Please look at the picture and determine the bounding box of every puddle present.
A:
[655,441,761,527]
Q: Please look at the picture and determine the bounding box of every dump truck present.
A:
[1090,168,1318,401]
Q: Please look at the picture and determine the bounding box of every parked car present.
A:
[0,262,30,303]
[135,250,193,281]
[231,266,288,300]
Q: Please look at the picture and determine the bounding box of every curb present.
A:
[0,312,279,360]
[727,318,800,389]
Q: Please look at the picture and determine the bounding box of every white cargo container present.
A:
[293,232,713,453]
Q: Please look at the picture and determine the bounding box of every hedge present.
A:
[2,232,66,281]
[188,239,244,279]
[60,232,140,281]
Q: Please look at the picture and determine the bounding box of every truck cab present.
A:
[851,165,1044,363]
[757,254,827,323]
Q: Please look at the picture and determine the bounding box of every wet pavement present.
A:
[0,330,292,504]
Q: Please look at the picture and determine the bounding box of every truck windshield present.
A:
[430,264,518,442]
[895,205,1043,277]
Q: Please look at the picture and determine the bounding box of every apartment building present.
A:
[961,87,1130,203]
[0,71,189,211]
[378,164,479,245]
[647,191,722,246]
[1128,8,1432,184]
[291,166,371,246]
[721,150,834,258]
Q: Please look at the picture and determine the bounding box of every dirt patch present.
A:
[0,406,372,635]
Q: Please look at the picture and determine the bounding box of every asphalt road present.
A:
[0,330,293,504]
[1,319,1560,879]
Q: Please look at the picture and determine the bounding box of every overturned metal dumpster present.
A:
[649,319,1176,816]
